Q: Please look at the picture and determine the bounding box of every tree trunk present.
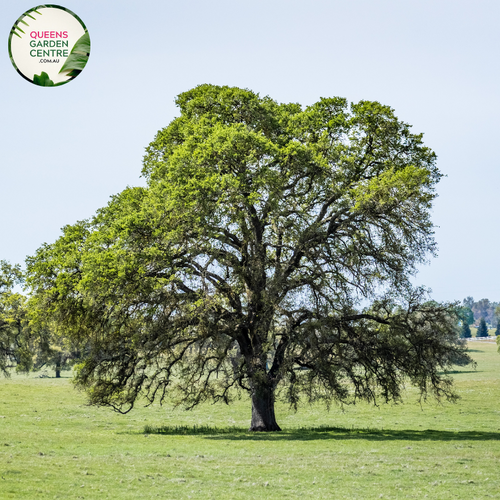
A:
[55,365,61,378]
[249,382,281,431]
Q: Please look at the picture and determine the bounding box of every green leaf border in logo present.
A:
[8,4,90,87]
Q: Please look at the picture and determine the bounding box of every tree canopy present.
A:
[26,85,472,431]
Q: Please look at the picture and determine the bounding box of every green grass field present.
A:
[1,341,499,499]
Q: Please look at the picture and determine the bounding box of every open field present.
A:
[0,342,499,499]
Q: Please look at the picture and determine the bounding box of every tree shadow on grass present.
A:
[143,424,500,442]
[439,370,481,375]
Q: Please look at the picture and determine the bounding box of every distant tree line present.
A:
[460,297,500,338]
[462,297,499,327]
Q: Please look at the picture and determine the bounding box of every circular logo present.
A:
[8,5,90,87]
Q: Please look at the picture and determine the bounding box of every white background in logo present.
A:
[10,7,85,84]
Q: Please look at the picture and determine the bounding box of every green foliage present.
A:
[0,260,22,294]
[59,32,91,77]
[457,306,473,338]
[32,72,54,87]
[0,260,81,377]
[26,85,473,430]
[30,330,82,377]
[0,261,31,375]
[460,321,472,338]
[476,318,488,338]
[458,306,474,326]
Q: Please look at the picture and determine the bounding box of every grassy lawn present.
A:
[0,342,499,499]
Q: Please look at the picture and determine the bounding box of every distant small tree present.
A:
[460,321,472,339]
[476,318,488,338]
[495,321,500,337]
[457,306,473,339]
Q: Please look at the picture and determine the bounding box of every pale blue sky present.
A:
[1,0,498,302]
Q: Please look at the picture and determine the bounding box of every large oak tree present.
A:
[26,85,472,431]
